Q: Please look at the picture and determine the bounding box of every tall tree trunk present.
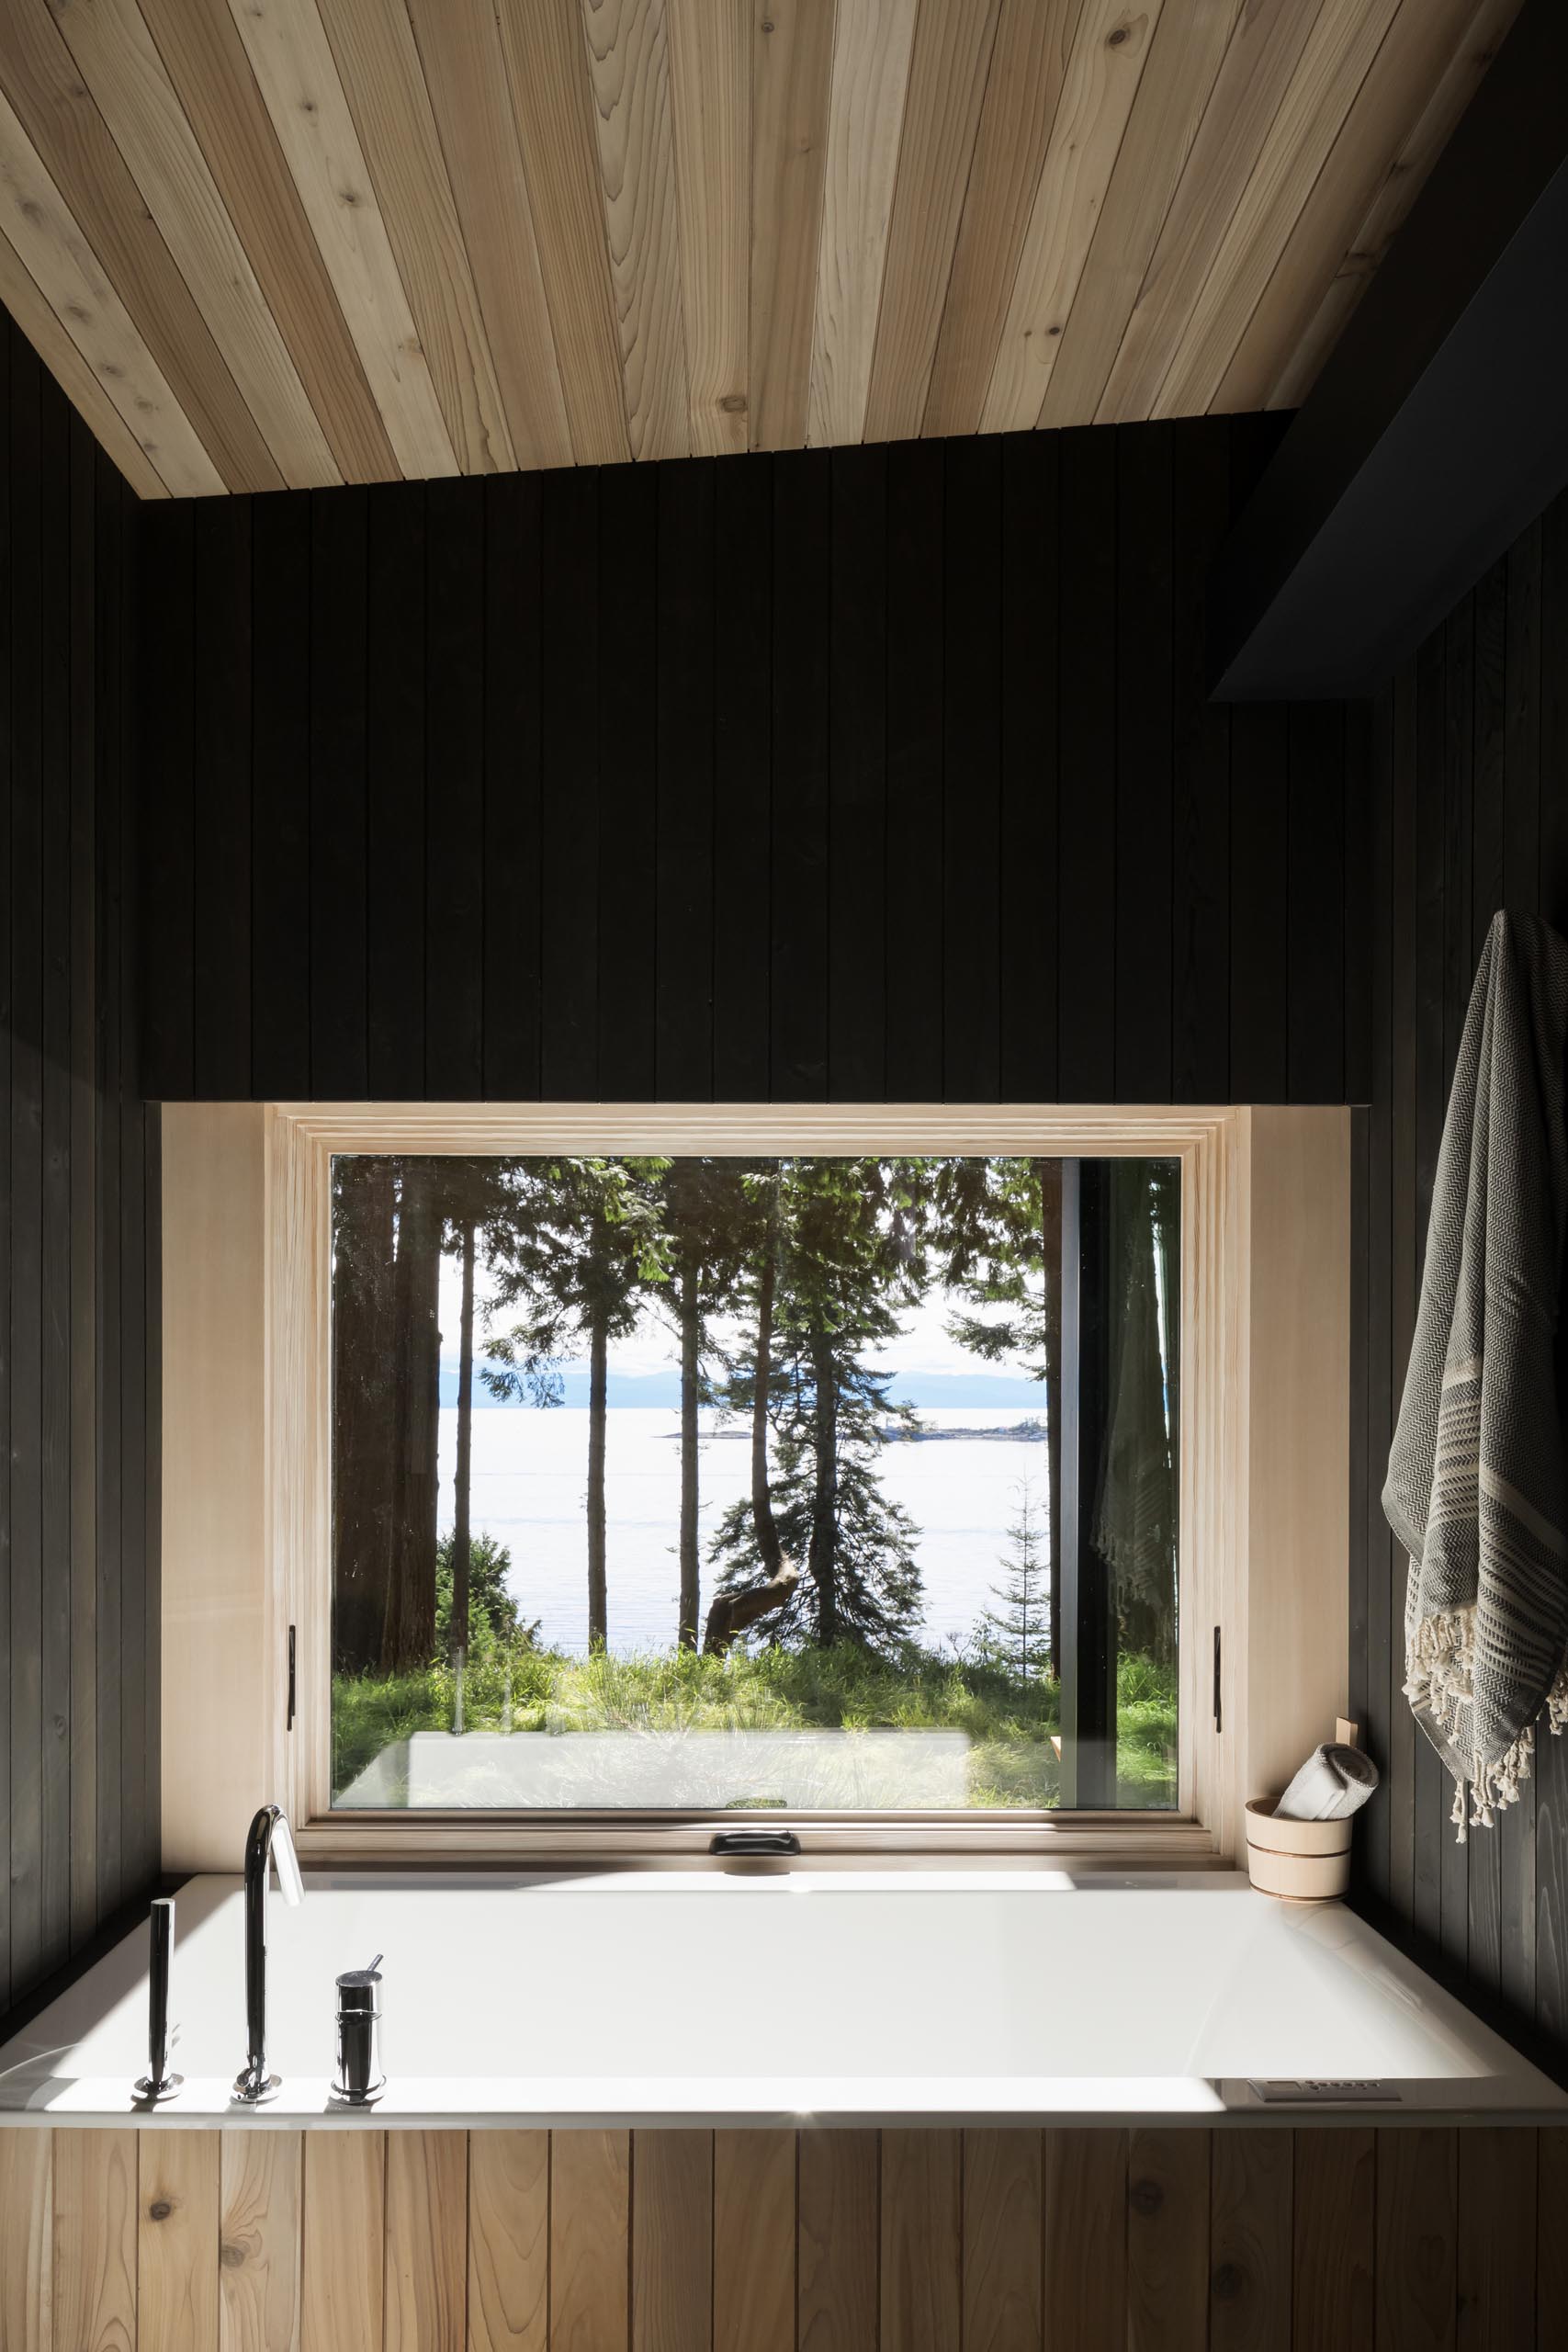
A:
[1037,1158,1065,1677]
[332,1159,397,1673]
[383,1159,443,1674]
[750,1225,783,1577]
[808,1326,838,1645]
[677,1257,700,1650]
[587,1314,608,1650]
[452,1216,476,1664]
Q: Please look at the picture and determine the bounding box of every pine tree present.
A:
[976,1475,1054,1682]
[708,1158,926,1654]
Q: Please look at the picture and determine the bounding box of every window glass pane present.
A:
[329,1152,1179,1814]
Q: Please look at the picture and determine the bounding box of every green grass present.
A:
[333,1642,1177,1813]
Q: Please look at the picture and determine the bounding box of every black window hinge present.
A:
[287,1624,297,1732]
[1213,1625,1223,1734]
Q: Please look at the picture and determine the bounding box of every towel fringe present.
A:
[1404,1604,1568,1843]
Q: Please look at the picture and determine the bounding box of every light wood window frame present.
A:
[161,1103,1349,1871]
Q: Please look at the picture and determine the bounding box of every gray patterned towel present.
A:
[1384,910,1568,1838]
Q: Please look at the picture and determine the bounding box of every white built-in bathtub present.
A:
[0,1871,1562,2129]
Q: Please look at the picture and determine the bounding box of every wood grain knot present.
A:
[148,2199,172,2222]
[1129,2176,1164,2217]
[1107,25,1129,45]
[1212,2261,1244,2301]
[220,2238,247,2269]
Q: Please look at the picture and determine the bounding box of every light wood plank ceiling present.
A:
[0,0,1519,498]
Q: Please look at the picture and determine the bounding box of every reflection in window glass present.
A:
[329,1154,1179,1813]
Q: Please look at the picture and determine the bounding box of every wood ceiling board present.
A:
[861,0,1001,445]
[136,0,399,484]
[0,212,166,498]
[1037,0,1240,429]
[494,0,629,466]
[1268,0,1521,413]
[807,0,919,449]
[224,0,456,481]
[314,0,516,475]
[1094,0,1327,425]
[1151,0,1403,420]
[749,0,836,453]
[0,80,221,495]
[1219,0,1519,413]
[0,0,278,490]
[579,0,691,462]
[981,0,1163,435]
[666,0,749,456]
[50,0,337,490]
[920,0,1085,438]
[400,0,572,472]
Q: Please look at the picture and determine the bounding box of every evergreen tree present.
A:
[482,1157,668,1649]
[976,1476,1053,1681]
[708,1158,926,1653]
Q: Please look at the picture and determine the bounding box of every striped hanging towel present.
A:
[1383,910,1568,1838]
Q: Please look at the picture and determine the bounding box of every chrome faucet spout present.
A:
[232,1803,303,2105]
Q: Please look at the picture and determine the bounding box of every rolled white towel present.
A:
[1273,1742,1380,1823]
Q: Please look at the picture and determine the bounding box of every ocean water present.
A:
[436,1406,1049,1657]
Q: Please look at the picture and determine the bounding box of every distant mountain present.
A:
[442,1364,1045,1410]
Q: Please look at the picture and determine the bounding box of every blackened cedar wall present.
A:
[0,316,157,2045]
[136,416,1369,1109]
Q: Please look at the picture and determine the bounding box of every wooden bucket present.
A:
[1244,1797,1351,1901]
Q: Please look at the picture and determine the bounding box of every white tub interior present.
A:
[2,1871,1562,2124]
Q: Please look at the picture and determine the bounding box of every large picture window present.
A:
[329,1151,1180,1817]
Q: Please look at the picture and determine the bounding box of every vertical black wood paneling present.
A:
[251,493,311,1098]
[367,486,426,1098]
[1285,703,1346,1102]
[827,444,886,1104]
[483,473,542,1102]
[1170,420,1231,1104]
[310,486,368,1099]
[0,322,152,2045]
[999,432,1058,1103]
[1229,707,1288,1102]
[656,458,716,1102]
[712,454,772,1102]
[885,439,943,1104]
[10,329,44,1996]
[39,374,71,1981]
[1361,685,1394,1915]
[597,461,658,1102]
[1057,427,1117,1102]
[942,435,1001,1104]
[540,469,599,1099]
[192,500,252,1099]
[1386,663,1418,1930]
[1114,422,1173,1105]
[770,450,829,1102]
[424,481,484,1102]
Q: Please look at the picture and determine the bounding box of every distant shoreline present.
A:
[660,1419,1048,1446]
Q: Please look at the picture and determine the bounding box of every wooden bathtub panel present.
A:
[632,2129,713,2352]
[385,2129,468,2352]
[220,2125,302,2352]
[962,2128,1043,2352]
[139,2127,220,2352]
[713,2126,795,2352]
[0,2122,1557,2346]
[798,2128,878,2352]
[1127,2126,1211,2352]
[468,2128,549,2352]
[52,2126,137,2352]
[301,2129,385,2352]
[1376,2125,1457,2352]
[1294,2127,1376,2352]
[550,2128,630,2352]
